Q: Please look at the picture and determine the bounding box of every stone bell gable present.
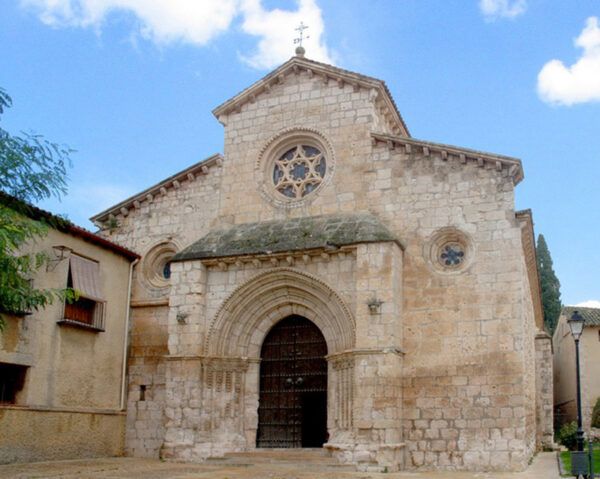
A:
[92,53,550,472]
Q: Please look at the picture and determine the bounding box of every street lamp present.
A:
[567,310,585,453]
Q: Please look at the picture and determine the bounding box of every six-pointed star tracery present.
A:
[272,145,327,199]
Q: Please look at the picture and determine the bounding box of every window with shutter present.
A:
[59,254,106,331]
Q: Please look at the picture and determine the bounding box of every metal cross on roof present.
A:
[294,21,309,48]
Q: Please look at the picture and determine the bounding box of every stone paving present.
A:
[0,452,560,479]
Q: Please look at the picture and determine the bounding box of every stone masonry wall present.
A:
[161,242,406,472]
[378,145,535,471]
[218,70,379,225]
[535,332,554,448]
[100,63,538,471]
[218,74,537,470]
[168,254,357,359]
[520,249,538,461]
[217,73,539,469]
[100,161,223,458]
[125,305,168,457]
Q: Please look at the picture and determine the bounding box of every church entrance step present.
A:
[205,448,354,469]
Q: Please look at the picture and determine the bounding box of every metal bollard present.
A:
[572,450,589,477]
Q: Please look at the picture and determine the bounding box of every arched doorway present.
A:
[256,315,328,448]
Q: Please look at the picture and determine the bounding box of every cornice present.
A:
[198,245,358,270]
[90,153,223,225]
[371,132,524,185]
[212,56,410,137]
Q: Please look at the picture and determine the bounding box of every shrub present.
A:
[592,397,600,429]
[557,421,578,450]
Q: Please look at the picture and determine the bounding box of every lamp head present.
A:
[568,310,585,340]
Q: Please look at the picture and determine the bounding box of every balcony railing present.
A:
[58,298,105,332]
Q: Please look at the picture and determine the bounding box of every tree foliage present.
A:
[0,88,70,202]
[556,421,578,451]
[536,234,562,334]
[0,87,74,329]
[593,397,600,429]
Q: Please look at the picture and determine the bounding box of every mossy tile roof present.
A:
[172,213,401,262]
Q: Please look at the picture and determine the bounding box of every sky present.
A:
[1,0,599,307]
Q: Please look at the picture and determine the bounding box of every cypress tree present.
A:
[536,234,562,334]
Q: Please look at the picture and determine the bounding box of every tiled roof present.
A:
[0,191,139,260]
[172,213,401,262]
[562,306,600,327]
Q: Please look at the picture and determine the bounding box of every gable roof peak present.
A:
[212,56,410,137]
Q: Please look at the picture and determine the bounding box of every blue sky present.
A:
[1,0,599,306]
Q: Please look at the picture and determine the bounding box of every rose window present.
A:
[426,228,472,274]
[439,243,465,267]
[272,145,326,199]
[142,242,177,290]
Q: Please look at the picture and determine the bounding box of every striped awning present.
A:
[69,254,104,301]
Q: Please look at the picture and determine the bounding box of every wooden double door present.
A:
[256,315,328,448]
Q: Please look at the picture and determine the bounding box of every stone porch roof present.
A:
[562,306,600,327]
[172,213,401,262]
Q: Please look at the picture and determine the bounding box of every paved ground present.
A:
[0,452,560,479]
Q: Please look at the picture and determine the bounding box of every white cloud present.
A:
[21,0,240,45]
[537,17,600,106]
[21,0,332,69]
[240,0,332,69]
[479,0,527,20]
[575,300,600,308]
[40,182,136,228]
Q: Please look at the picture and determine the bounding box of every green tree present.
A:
[592,397,600,428]
[536,234,562,334]
[0,87,74,329]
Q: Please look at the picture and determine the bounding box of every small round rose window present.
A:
[425,227,473,274]
[439,243,465,267]
[272,145,326,199]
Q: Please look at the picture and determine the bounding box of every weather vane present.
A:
[294,21,309,56]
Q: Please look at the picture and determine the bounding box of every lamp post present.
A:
[567,310,586,453]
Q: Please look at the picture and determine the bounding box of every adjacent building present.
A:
[0,196,138,463]
[553,306,600,431]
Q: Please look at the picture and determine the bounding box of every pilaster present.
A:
[534,331,554,449]
[325,241,404,471]
[167,260,207,356]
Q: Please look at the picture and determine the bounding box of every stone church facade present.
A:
[92,54,553,472]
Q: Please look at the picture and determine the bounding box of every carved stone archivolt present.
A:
[205,268,355,358]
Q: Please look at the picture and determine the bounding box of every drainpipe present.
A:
[120,258,139,411]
